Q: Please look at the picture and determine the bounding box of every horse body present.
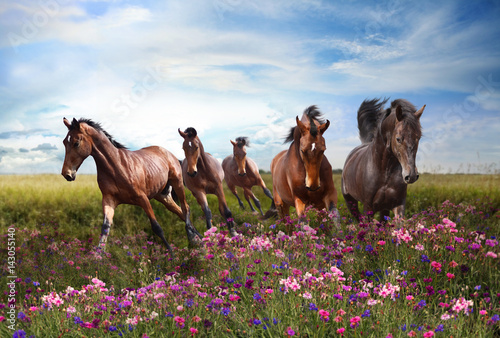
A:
[61,118,201,255]
[179,127,238,237]
[342,98,425,220]
[222,137,273,215]
[270,106,339,221]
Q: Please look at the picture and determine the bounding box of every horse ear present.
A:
[296,116,308,134]
[415,105,426,119]
[319,120,330,135]
[230,140,237,146]
[396,105,403,122]
[63,118,72,130]
[71,118,81,131]
[178,128,187,138]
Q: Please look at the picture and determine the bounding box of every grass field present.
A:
[1,173,499,337]
[1,174,499,248]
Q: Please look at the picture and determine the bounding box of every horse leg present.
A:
[228,182,245,209]
[243,187,258,213]
[137,195,174,256]
[99,198,116,250]
[294,197,307,226]
[328,201,341,227]
[193,191,213,230]
[343,193,361,222]
[392,205,405,220]
[215,185,238,237]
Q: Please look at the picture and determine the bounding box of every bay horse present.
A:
[178,127,238,237]
[222,137,273,216]
[341,98,425,220]
[61,118,201,256]
[270,106,340,223]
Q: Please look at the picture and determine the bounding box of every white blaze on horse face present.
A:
[189,141,192,147]
[311,143,316,151]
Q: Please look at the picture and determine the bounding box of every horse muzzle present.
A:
[238,172,247,177]
[306,184,321,192]
[62,171,76,181]
[187,171,198,177]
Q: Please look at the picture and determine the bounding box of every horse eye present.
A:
[74,141,80,148]
[396,137,402,144]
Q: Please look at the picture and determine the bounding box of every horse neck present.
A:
[90,133,127,176]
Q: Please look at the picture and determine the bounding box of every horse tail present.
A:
[357,98,388,143]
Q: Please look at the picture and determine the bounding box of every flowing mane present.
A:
[284,105,325,143]
[72,118,127,149]
[235,136,249,148]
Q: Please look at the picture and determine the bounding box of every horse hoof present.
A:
[229,229,239,238]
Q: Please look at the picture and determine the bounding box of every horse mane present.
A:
[284,105,325,144]
[183,127,197,138]
[235,136,249,148]
[357,98,389,144]
[358,98,422,144]
[73,118,127,149]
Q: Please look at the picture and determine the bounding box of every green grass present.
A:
[1,174,498,248]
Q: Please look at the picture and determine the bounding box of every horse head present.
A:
[179,127,201,177]
[390,104,425,184]
[231,137,249,176]
[296,115,330,191]
[61,118,94,181]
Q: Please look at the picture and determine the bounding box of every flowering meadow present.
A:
[1,196,499,337]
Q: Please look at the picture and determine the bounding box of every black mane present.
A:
[284,105,325,144]
[73,118,127,149]
[235,136,249,148]
[184,127,197,138]
[357,98,422,144]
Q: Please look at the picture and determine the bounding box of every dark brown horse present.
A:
[270,106,340,222]
[178,127,238,237]
[61,118,201,255]
[222,137,273,216]
[342,98,425,220]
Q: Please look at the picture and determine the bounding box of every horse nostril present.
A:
[188,171,197,177]
[238,173,246,176]
[415,174,419,181]
[404,175,410,183]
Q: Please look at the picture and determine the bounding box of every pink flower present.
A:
[407,331,417,337]
[337,327,345,334]
[286,327,296,336]
[318,309,330,318]
[189,327,198,335]
[377,240,386,246]
[406,295,414,300]
[386,334,393,338]
[192,315,201,322]
[349,316,361,328]
[334,316,343,322]
[174,316,185,328]
[68,260,74,266]
[430,261,442,271]
[205,254,214,260]
[423,331,435,337]
[480,310,487,315]
[449,260,458,267]
[486,251,498,258]
[446,273,455,279]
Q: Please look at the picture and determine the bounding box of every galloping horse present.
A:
[342,98,425,220]
[178,127,238,237]
[270,106,340,222]
[222,137,273,216]
[61,118,201,255]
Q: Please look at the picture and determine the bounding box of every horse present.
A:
[222,137,273,216]
[270,105,340,223]
[178,127,238,237]
[61,118,201,256]
[341,98,425,220]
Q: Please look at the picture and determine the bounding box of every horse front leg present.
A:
[392,205,405,220]
[243,187,259,214]
[215,185,238,237]
[193,191,213,231]
[294,197,307,228]
[99,198,116,250]
[169,179,202,244]
[228,182,245,209]
[343,193,362,222]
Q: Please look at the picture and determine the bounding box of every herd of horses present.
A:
[61,98,425,255]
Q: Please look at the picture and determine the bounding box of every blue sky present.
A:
[1,0,499,175]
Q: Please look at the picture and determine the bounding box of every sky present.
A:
[1,0,499,175]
